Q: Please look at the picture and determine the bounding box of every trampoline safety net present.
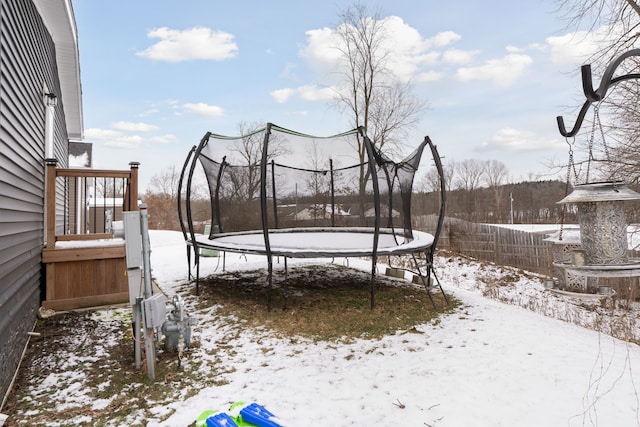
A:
[178,123,447,308]
[186,124,425,238]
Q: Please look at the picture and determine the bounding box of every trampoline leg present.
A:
[196,260,200,296]
[411,253,437,309]
[421,251,449,306]
[370,257,377,310]
[283,257,289,310]
[267,258,273,311]
[431,266,449,305]
[369,275,375,309]
[187,245,192,280]
[423,273,437,309]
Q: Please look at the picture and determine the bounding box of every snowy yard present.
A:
[3,229,640,426]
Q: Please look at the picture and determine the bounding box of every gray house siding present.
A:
[0,0,70,402]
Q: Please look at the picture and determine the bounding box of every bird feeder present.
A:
[557,181,640,266]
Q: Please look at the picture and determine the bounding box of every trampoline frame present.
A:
[178,124,448,309]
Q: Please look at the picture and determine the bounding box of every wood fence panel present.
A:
[413,215,554,276]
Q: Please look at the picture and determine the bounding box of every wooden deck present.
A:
[42,160,139,310]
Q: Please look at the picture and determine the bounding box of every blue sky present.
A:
[72,0,611,191]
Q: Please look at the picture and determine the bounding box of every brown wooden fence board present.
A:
[414,215,554,275]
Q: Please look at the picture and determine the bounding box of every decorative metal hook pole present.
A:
[556,48,640,137]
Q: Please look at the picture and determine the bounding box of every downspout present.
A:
[43,88,57,247]
[44,91,57,159]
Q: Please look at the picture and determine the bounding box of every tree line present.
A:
[143,162,590,231]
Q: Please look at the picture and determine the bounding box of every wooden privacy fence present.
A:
[41,160,139,310]
[413,215,554,276]
[413,216,640,299]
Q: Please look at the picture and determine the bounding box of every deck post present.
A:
[126,162,140,211]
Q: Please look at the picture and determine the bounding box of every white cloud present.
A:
[86,122,174,149]
[442,49,478,65]
[104,135,143,149]
[139,108,160,117]
[270,88,296,103]
[377,22,462,81]
[527,42,547,52]
[415,70,444,83]
[299,27,343,75]
[546,31,598,67]
[112,121,158,132]
[270,85,335,103]
[84,128,122,139]
[506,45,525,53]
[545,23,627,67]
[300,17,467,83]
[136,27,238,62]
[280,62,298,80]
[297,85,335,102]
[455,53,533,87]
[150,134,178,144]
[476,128,565,152]
[182,102,224,117]
[427,30,461,48]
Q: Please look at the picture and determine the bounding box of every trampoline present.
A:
[178,124,447,308]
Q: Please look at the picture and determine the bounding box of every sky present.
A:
[71,0,613,191]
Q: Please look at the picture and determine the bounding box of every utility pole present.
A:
[509,192,514,224]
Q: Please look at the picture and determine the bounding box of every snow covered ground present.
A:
[148,230,640,427]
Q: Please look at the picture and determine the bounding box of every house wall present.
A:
[0,0,69,402]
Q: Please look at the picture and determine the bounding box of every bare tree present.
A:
[483,160,509,188]
[226,121,290,202]
[603,83,640,184]
[333,2,428,202]
[93,177,125,199]
[483,160,510,221]
[144,165,181,229]
[451,159,486,219]
[557,0,640,61]
[421,161,453,193]
[367,80,427,157]
[148,165,179,199]
[453,159,485,192]
[420,168,442,194]
[305,141,331,217]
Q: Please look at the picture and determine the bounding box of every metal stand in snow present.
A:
[124,205,165,381]
[123,205,194,380]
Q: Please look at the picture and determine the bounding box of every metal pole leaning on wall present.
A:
[139,204,157,380]
[124,205,158,380]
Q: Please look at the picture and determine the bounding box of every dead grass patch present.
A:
[198,263,459,342]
